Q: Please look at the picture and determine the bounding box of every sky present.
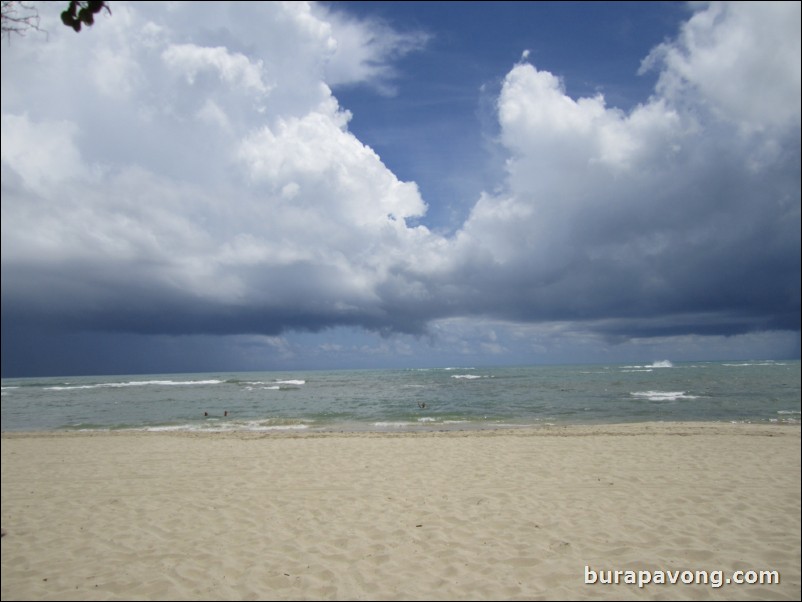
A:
[1,1,800,377]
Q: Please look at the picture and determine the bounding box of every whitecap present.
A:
[631,391,699,401]
[112,379,223,387]
[45,379,223,391]
[723,362,785,367]
[44,384,101,390]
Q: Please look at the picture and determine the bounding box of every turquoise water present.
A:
[1,361,799,432]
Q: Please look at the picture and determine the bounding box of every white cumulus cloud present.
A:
[1,1,798,375]
[642,1,801,130]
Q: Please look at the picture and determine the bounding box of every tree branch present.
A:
[1,0,41,39]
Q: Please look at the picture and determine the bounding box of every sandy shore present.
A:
[2,423,800,601]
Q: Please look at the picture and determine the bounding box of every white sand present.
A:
[2,423,800,600]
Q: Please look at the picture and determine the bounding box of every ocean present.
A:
[1,360,799,432]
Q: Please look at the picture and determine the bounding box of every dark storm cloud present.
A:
[1,2,799,376]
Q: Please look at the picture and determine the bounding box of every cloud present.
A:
[442,1,800,340]
[1,1,440,341]
[314,3,430,95]
[1,1,799,375]
[0,114,87,195]
[162,43,269,94]
[641,1,801,130]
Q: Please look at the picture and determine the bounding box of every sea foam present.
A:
[631,391,698,401]
[44,379,223,390]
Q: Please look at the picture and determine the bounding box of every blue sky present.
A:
[1,1,800,377]
[333,1,689,231]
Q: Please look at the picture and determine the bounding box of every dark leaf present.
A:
[79,8,93,26]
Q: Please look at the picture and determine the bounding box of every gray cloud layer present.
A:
[1,2,799,375]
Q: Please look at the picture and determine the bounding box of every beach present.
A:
[2,423,800,600]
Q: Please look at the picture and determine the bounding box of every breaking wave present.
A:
[630,390,699,402]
